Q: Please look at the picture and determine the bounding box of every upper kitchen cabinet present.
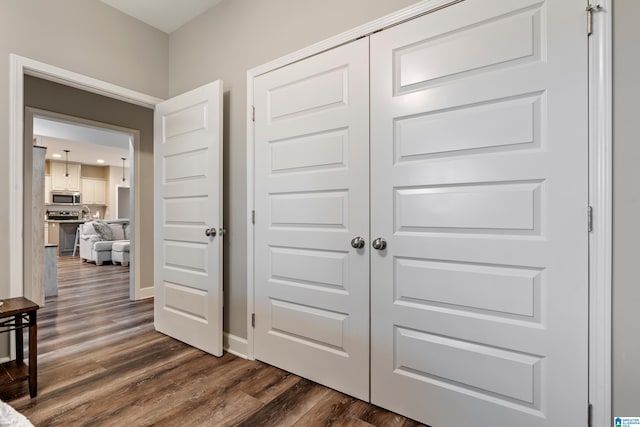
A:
[81,178,107,205]
[50,161,81,191]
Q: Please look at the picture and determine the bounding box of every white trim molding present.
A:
[9,55,24,299]
[9,54,162,301]
[588,1,612,425]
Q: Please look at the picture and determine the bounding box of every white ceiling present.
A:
[100,0,223,34]
[33,117,131,167]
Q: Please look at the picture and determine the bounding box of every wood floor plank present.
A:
[293,390,373,427]
[235,378,331,427]
[239,363,300,404]
[0,255,426,426]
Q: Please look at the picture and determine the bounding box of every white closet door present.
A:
[370,0,588,425]
[154,81,224,356]
[254,38,370,400]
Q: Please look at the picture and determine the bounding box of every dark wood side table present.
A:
[0,297,39,397]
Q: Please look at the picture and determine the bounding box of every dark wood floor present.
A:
[2,256,426,426]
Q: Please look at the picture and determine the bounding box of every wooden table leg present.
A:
[28,312,37,398]
[15,315,23,365]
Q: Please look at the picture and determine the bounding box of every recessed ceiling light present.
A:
[97,159,105,164]
[52,153,62,158]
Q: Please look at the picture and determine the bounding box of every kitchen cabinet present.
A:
[44,175,51,204]
[81,178,107,205]
[47,221,80,256]
[50,161,81,191]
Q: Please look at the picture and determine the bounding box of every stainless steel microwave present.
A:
[51,191,81,205]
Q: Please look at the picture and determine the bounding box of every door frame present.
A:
[245,0,612,424]
[25,107,138,298]
[9,54,163,301]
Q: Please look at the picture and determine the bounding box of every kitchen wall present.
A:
[613,0,640,416]
[169,0,418,341]
[44,161,113,220]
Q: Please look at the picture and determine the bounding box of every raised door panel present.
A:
[370,0,588,425]
[51,162,81,191]
[254,37,370,400]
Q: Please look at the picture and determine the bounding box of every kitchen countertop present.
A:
[46,220,86,223]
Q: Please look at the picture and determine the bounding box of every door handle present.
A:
[372,237,387,250]
[350,236,365,249]
[205,228,217,237]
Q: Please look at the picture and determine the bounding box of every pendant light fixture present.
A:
[64,150,70,177]
[121,157,126,182]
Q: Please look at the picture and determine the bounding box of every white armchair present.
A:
[79,221,130,265]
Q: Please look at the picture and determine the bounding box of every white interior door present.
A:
[154,81,223,356]
[370,0,588,425]
[253,38,370,400]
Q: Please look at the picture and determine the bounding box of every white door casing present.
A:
[370,0,588,425]
[154,81,224,356]
[253,38,370,400]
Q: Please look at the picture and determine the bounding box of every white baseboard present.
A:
[224,332,248,359]
[136,286,154,300]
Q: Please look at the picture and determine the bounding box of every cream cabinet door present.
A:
[51,161,81,191]
[44,175,51,204]
[81,178,106,205]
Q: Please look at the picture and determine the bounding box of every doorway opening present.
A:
[29,110,135,299]
[10,54,161,305]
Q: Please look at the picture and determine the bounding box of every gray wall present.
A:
[613,0,640,416]
[0,0,168,304]
[169,0,418,339]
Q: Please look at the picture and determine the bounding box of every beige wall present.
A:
[169,0,418,338]
[0,0,167,304]
[613,0,640,416]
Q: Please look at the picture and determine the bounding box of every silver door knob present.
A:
[350,236,365,249]
[205,228,217,237]
[372,237,387,250]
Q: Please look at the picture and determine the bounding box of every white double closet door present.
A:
[254,0,589,425]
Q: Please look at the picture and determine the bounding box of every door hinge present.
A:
[588,206,594,232]
[588,402,593,427]
[251,313,255,328]
[252,105,255,122]
[586,4,601,36]
[252,210,255,225]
